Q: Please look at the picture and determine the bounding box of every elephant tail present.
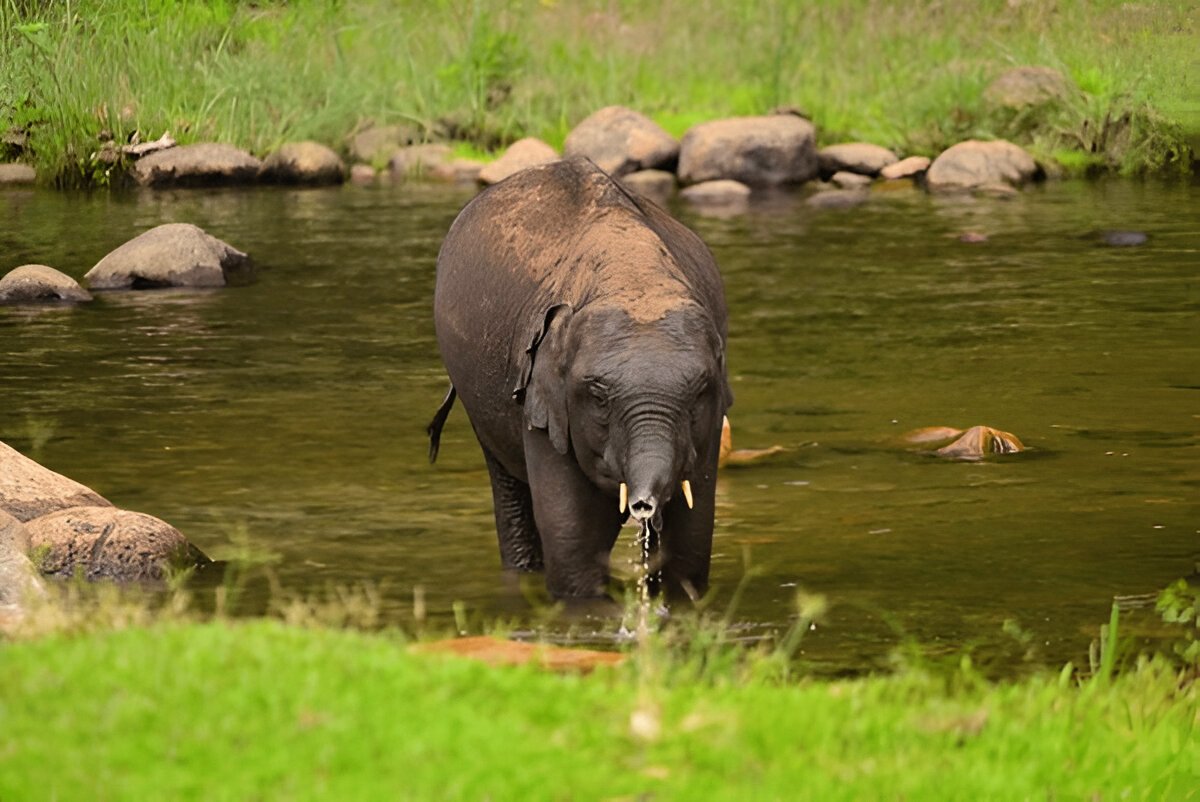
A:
[427,383,457,463]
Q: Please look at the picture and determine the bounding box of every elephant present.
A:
[429,157,732,599]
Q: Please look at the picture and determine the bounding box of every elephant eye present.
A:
[583,377,609,404]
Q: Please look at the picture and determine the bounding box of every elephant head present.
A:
[516,300,732,528]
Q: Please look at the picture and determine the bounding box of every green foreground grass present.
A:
[1,617,1197,801]
[1,0,1197,185]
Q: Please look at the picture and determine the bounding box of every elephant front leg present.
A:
[481,445,543,571]
[522,428,624,598]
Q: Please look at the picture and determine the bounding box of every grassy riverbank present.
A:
[1,0,1196,186]
[1,608,1197,800]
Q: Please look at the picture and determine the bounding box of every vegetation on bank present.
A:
[1,0,1196,186]
[1,578,1198,800]
[0,619,1196,800]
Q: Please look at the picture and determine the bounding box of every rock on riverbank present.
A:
[926,140,1041,191]
[678,114,818,186]
[0,440,209,584]
[131,143,263,188]
[563,105,679,177]
[478,138,558,185]
[259,141,346,185]
[27,507,208,581]
[0,441,112,523]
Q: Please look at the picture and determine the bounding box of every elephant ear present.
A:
[513,303,573,455]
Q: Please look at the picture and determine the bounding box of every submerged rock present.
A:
[85,223,250,290]
[26,506,209,581]
[478,138,559,185]
[935,426,1024,460]
[0,265,92,304]
[901,425,1024,458]
[805,188,869,209]
[926,140,1041,191]
[680,179,751,205]
[563,106,679,177]
[131,143,262,188]
[678,114,818,187]
[1103,230,1148,247]
[260,141,345,185]
[0,163,36,185]
[974,182,1020,199]
[0,440,112,523]
[818,143,898,177]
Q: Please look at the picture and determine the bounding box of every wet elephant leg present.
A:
[522,428,624,598]
[481,445,543,571]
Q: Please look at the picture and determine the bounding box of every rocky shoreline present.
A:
[2,66,1188,195]
[0,107,1046,202]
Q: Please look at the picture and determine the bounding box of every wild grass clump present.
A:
[0,0,1195,186]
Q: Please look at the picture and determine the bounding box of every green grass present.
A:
[0,0,1196,186]
[0,613,1197,801]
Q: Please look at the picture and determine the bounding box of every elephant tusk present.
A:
[619,482,628,514]
[681,479,694,509]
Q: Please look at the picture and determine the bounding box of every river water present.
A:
[2,177,1196,673]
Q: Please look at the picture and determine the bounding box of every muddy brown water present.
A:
[2,178,1197,673]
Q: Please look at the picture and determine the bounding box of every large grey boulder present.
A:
[259,141,345,185]
[0,440,112,523]
[818,143,898,177]
[563,106,679,177]
[26,506,209,581]
[0,265,92,304]
[85,223,250,290]
[0,510,45,616]
[0,163,36,185]
[984,66,1075,111]
[678,115,818,187]
[478,138,558,185]
[131,143,262,188]
[926,140,1041,191]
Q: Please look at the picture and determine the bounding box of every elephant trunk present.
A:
[621,418,681,529]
